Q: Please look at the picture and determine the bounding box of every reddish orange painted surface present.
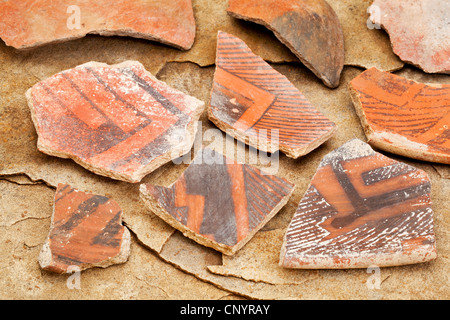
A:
[282,139,437,269]
[0,0,196,50]
[227,0,344,88]
[209,31,336,158]
[141,148,295,254]
[350,67,450,164]
[28,61,204,182]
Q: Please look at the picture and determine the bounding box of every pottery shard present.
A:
[349,67,450,165]
[39,183,131,274]
[140,148,295,256]
[26,61,205,183]
[227,0,345,88]
[0,0,196,50]
[370,0,450,74]
[280,139,437,269]
[208,31,337,159]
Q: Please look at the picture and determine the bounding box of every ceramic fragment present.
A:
[39,183,131,273]
[281,139,437,269]
[208,31,337,159]
[26,61,205,183]
[349,67,450,164]
[227,0,345,88]
[0,0,196,50]
[140,148,295,255]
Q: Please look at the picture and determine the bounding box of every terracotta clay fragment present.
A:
[0,0,196,50]
[140,148,295,255]
[39,183,131,274]
[208,31,337,159]
[349,67,450,164]
[227,0,345,88]
[369,0,450,74]
[281,139,437,269]
[26,61,205,183]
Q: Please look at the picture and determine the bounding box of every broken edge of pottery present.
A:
[0,0,196,50]
[208,31,337,159]
[26,60,205,183]
[140,147,295,256]
[227,0,345,88]
[280,139,437,269]
[349,67,450,165]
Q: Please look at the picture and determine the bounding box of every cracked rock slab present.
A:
[39,183,131,274]
[281,139,437,269]
[326,0,404,72]
[26,60,205,183]
[208,31,337,159]
[0,0,196,50]
[140,148,295,256]
[369,0,450,74]
[349,67,450,164]
[227,0,345,88]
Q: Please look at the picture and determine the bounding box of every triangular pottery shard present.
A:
[369,0,450,74]
[227,0,345,88]
[39,184,131,274]
[140,148,295,255]
[208,31,337,159]
[0,0,196,50]
[349,67,450,165]
[26,61,205,183]
[280,139,437,269]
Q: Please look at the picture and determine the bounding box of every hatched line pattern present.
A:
[29,62,202,182]
[141,150,295,253]
[210,31,336,152]
[350,68,450,163]
[45,184,126,273]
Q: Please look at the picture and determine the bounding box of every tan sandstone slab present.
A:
[327,0,404,72]
[0,0,196,50]
[1,39,449,300]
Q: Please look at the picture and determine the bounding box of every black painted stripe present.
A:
[57,195,110,233]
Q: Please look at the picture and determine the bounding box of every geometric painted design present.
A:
[369,0,450,74]
[227,0,345,88]
[0,0,196,50]
[38,184,131,274]
[140,148,295,255]
[208,31,336,159]
[26,61,205,183]
[281,139,437,269]
[350,67,450,164]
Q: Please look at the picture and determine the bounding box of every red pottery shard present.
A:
[208,31,337,159]
[227,0,345,88]
[39,184,131,274]
[280,139,437,269]
[140,148,295,255]
[26,61,205,183]
[0,0,196,50]
[369,0,450,74]
[349,67,450,165]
